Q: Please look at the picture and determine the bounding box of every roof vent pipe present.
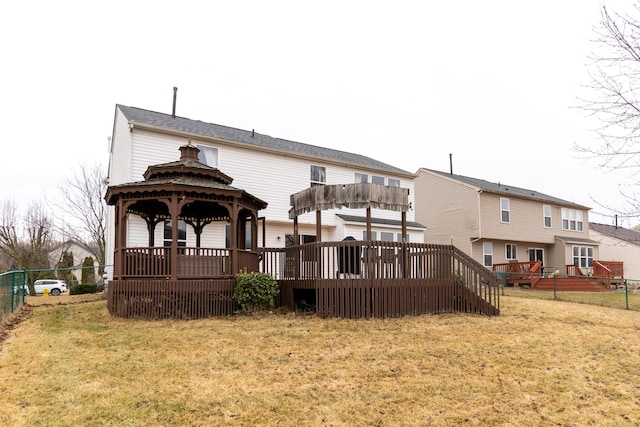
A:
[449,153,453,175]
[172,87,177,118]
[252,129,255,138]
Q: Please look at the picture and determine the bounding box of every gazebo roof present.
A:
[105,143,267,218]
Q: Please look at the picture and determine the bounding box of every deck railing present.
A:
[492,261,542,287]
[115,247,259,279]
[259,241,501,317]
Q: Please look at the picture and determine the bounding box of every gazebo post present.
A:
[316,210,322,242]
[169,194,180,280]
[229,202,239,274]
[401,210,407,279]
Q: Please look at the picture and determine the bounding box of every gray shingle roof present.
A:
[424,169,589,209]
[555,235,600,245]
[590,222,640,246]
[118,105,413,176]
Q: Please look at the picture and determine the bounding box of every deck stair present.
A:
[532,276,611,292]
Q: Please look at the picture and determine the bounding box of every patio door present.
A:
[528,248,543,271]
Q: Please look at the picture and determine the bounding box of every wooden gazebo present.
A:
[105,142,267,319]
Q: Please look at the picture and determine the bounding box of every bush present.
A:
[70,284,98,295]
[81,257,96,284]
[233,269,279,313]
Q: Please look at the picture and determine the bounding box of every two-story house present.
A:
[105,105,425,275]
[414,168,598,275]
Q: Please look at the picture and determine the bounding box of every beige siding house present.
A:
[105,105,424,276]
[590,222,640,280]
[414,168,598,274]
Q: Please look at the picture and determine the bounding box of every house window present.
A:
[380,232,394,241]
[225,223,252,249]
[362,231,378,240]
[500,198,510,223]
[543,205,552,228]
[163,220,186,246]
[388,178,401,187]
[572,246,593,268]
[310,165,326,186]
[505,244,517,261]
[197,145,218,167]
[562,208,583,231]
[372,175,385,185]
[483,242,493,267]
[354,173,368,183]
[285,234,316,246]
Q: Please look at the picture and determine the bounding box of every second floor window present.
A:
[197,145,218,167]
[562,208,583,231]
[543,205,552,228]
[500,198,510,223]
[388,178,401,187]
[310,165,326,186]
[505,244,517,260]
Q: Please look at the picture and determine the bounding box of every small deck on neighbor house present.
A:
[493,260,624,292]
[108,241,502,319]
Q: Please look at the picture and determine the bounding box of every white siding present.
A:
[109,109,134,185]
[104,105,423,272]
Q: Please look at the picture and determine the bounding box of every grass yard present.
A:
[503,287,640,311]
[0,296,639,426]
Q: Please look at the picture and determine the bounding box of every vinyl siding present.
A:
[590,230,640,279]
[109,109,134,185]
[128,130,415,226]
[478,194,590,243]
[105,106,419,269]
[414,169,479,253]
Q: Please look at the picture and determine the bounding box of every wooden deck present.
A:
[494,261,622,292]
[108,241,501,319]
[261,241,501,318]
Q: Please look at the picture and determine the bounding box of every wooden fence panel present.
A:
[301,278,498,319]
[108,279,236,319]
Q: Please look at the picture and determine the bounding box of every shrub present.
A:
[81,257,96,284]
[70,284,98,295]
[233,269,279,313]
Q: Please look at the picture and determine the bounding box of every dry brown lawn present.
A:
[0,295,639,426]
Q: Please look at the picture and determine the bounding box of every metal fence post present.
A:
[10,271,15,313]
[553,274,557,300]
[625,279,629,310]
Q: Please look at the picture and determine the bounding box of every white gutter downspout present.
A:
[470,190,483,258]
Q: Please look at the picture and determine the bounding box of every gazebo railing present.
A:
[115,247,260,279]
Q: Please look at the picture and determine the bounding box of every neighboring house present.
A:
[590,222,640,280]
[414,169,599,274]
[105,105,424,276]
[48,240,98,283]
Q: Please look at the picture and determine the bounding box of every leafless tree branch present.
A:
[54,163,107,270]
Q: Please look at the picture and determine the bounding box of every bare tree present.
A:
[55,163,107,272]
[576,3,640,220]
[0,201,54,291]
[578,3,640,168]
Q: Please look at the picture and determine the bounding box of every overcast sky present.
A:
[1,0,636,227]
